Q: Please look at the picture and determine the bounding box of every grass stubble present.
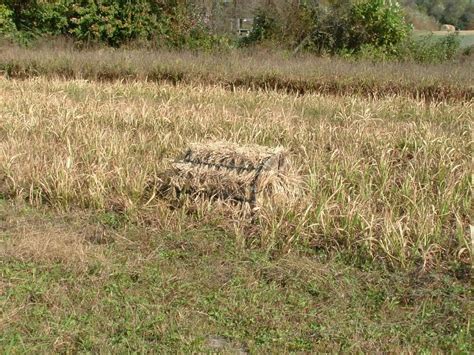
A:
[0,73,472,351]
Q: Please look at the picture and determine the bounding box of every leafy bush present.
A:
[0,1,229,49]
[0,4,32,44]
[398,33,461,63]
[1,0,64,37]
[348,0,412,54]
[355,43,392,61]
[68,0,161,47]
[0,0,464,62]
[461,44,474,58]
[308,0,412,56]
[239,10,279,47]
[0,4,17,37]
[157,3,231,51]
[32,1,70,36]
[238,3,322,49]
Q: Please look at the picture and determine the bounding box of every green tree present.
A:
[309,0,411,55]
[348,0,411,54]
[68,0,161,46]
[411,0,474,29]
[0,4,17,36]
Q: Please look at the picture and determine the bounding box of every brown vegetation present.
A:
[0,205,106,269]
[0,47,471,351]
[0,77,471,269]
[0,46,473,102]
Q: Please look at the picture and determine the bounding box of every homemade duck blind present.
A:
[169,141,299,209]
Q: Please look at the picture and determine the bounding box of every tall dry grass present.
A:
[0,46,473,102]
[0,77,471,269]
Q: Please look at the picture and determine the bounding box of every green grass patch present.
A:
[0,202,472,352]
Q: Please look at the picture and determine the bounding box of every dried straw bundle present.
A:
[167,141,301,210]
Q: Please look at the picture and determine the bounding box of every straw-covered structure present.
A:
[166,141,301,210]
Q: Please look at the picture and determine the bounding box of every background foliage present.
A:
[0,0,225,49]
[0,0,471,61]
[244,0,412,57]
[0,4,17,36]
[401,0,474,30]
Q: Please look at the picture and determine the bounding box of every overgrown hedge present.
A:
[0,0,465,62]
[240,0,462,63]
[0,0,228,49]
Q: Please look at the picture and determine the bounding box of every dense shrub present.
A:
[0,4,17,36]
[239,10,279,47]
[348,0,412,54]
[404,0,474,30]
[308,0,412,55]
[29,1,69,36]
[0,0,228,49]
[0,0,465,61]
[0,4,30,44]
[157,3,231,51]
[240,0,411,57]
[398,33,461,63]
[68,0,161,47]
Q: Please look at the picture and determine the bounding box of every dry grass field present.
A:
[0,52,472,352]
[1,46,473,101]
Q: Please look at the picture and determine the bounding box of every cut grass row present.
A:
[0,77,471,270]
[0,46,473,102]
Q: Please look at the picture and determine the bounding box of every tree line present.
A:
[401,0,474,30]
[0,0,468,63]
